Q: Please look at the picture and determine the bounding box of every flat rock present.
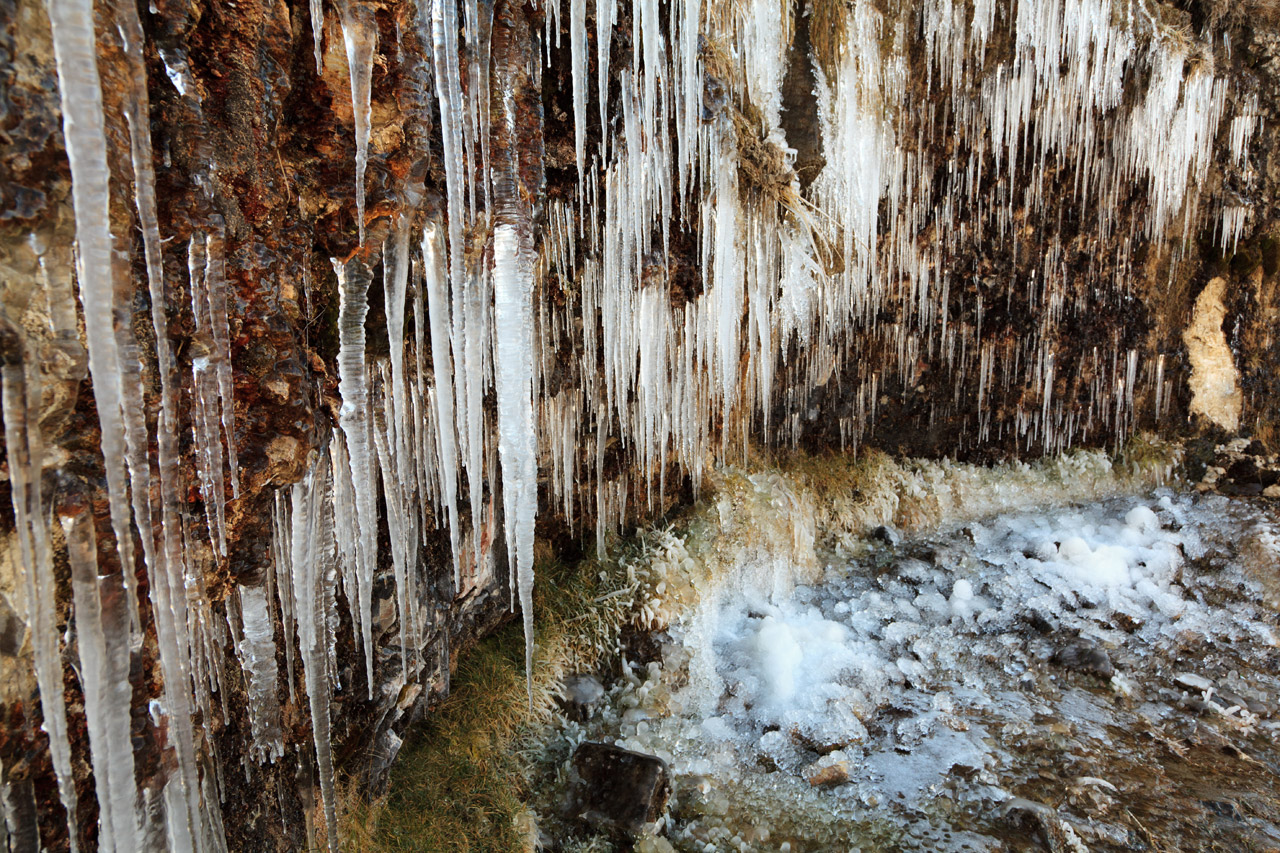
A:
[571,742,671,834]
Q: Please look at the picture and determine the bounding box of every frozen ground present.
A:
[537,480,1280,852]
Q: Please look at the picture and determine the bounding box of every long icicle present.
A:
[63,500,140,853]
[422,222,462,587]
[491,0,540,702]
[285,455,341,853]
[333,256,379,696]
[2,349,80,851]
[46,0,140,637]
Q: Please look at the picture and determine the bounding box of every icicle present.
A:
[116,17,209,839]
[381,221,418,670]
[63,504,141,853]
[372,367,410,676]
[339,1,377,245]
[597,0,615,163]
[1,353,80,851]
[189,238,229,557]
[423,222,463,586]
[312,0,326,74]
[46,0,140,635]
[570,0,587,189]
[493,224,539,697]
[204,223,240,499]
[329,431,364,658]
[272,494,298,701]
[333,256,378,696]
[284,454,341,853]
[427,0,482,567]
[237,585,285,763]
[491,4,540,699]
[115,0,194,719]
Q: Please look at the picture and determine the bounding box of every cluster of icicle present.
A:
[16,0,1262,848]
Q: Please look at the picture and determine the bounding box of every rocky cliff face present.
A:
[0,0,1276,848]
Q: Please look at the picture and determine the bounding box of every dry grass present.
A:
[340,549,638,852]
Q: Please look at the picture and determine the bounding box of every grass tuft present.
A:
[342,548,639,852]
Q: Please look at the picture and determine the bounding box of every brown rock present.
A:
[808,761,851,787]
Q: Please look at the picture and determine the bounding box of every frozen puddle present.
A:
[539,487,1280,851]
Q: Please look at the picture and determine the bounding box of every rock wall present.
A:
[0,0,1277,849]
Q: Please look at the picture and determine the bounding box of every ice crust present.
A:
[562,480,1280,850]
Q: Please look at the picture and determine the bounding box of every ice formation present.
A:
[334,256,380,696]
[17,0,1270,846]
[1,346,79,851]
[282,456,342,853]
[63,507,140,853]
[555,467,1280,850]
[237,585,285,763]
[340,1,377,246]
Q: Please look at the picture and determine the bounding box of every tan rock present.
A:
[808,760,850,787]
[1184,278,1243,432]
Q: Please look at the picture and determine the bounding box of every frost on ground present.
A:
[535,460,1280,852]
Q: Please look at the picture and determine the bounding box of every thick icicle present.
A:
[492,225,539,695]
[283,456,341,853]
[237,585,285,763]
[63,504,140,853]
[333,256,379,696]
[46,0,140,635]
[491,1,540,697]
[340,1,377,245]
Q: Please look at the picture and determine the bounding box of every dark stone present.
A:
[1201,799,1244,820]
[570,742,671,835]
[1052,637,1114,679]
[872,525,901,548]
[1022,609,1058,635]
[1227,456,1260,484]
